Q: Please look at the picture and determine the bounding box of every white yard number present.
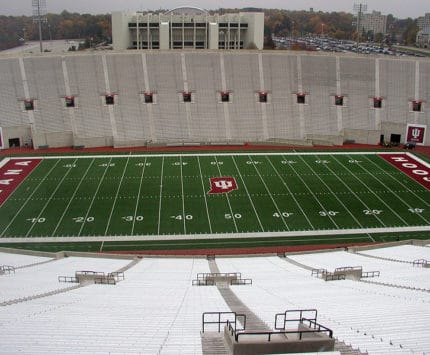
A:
[211,161,223,165]
[122,216,144,222]
[225,213,242,219]
[27,217,45,223]
[408,208,424,214]
[319,211,339,216]
[172,162,188,166]
[273,212,293,218]
[171,215,193,220]
[73,216,94,223]
[281,160,296,164]
[63,164,76,168]
[99,163,115,167]
[315,160,330,164]
[246,160,261,165]
[136,163,151,167]
[363,209,383,215]
[348,160,361,164]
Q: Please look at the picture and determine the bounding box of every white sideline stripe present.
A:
[406,152,430,169]
[0,158,11,168]
[1,225,429,243]
[6,151,409,160]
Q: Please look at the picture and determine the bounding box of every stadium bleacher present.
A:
[0,243,428,354]
[1,51,429,149]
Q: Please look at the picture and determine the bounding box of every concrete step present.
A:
[335,339,368,355]
[201,331,229,355]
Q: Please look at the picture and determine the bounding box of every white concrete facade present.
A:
[360,11,387,35]
[112,7,264,51]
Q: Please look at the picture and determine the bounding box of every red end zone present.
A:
[0,159,42,206]
[379,154,430,190]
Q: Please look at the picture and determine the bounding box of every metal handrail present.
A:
[324,274,345,281]
[275,309,318,330]
[58,276,78,283]
[230,278,252,285]
[361,271,380,278]
[334,266,362,272]
[202,311,246,333]
[197,272,241,280]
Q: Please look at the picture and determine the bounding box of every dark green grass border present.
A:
[1,232,429,253]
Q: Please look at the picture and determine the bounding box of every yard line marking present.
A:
[282,154,340,229]
[344,158,429,224]
[298,155,366,228]
[0,159,61,238]
[180,155,186,234]
[214,156,238,233]
[249,155,289,231]
[329,154,409,225]
[25,159,79,238]
[231,156,265,232]
[157,157,165,235]
[78,157,113,237]
[197,156,213,233]
[104,156,131,235]
[100,240,104,252]
[51,158,96,236]
[364,155,430,207]
[310,155,386,228]
[265,156,315,230]
[131,157,147,235]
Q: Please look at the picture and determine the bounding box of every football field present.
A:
[0,152,429,249]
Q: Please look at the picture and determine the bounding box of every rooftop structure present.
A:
[112,7,264,50]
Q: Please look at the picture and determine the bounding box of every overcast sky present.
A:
[1,0,428,19]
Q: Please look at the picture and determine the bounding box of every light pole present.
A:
[321,23,325,37]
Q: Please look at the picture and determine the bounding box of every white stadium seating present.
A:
[0,244,429,354]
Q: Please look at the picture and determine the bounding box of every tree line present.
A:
[0,9,419,51]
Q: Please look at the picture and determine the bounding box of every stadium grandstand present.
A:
[1,32,430,355]
[0,242,429,353]
[0,51,429,149]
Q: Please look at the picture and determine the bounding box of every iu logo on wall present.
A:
[208,177,238,194]
[406,124,426,145]
[0,127,3,149]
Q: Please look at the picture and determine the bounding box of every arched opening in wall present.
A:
[412,100,423,112]
[24,99,34,111]
[373,97,383,109]
[259,91,268,103]
[183,92,192,103]
[65,96,75,108]
[335,95,344,106]
[105,94,115,105]
[296,93,306,104]
[220,91,230,102]
[144,93,154,104]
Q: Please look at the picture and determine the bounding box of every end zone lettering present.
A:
[0,159,42,206]
[379,154,430,190]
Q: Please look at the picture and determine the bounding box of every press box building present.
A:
[112,6,264,50]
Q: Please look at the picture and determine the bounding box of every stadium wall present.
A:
[0,51,429,149]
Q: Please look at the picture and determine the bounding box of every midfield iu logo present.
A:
[208,177,238,194]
